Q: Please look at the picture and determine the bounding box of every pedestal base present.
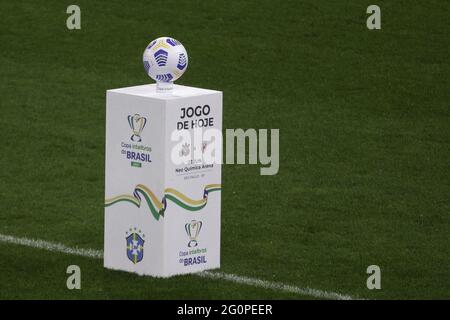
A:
[156,81,173,92]
[104,84,222,277]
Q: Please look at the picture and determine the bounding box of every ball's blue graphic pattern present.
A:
[166,38,180,46]
[155,73,173,82]
[147,40,156,50]
[177,53,187,70]
[154,49,168,67]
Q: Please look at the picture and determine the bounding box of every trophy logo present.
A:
[125,228,145,264]
[185,220,202,247]
[127,114,147,142]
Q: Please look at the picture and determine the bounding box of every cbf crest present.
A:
[126,228,145,264]
[128,114,147,142]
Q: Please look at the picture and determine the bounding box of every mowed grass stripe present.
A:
[0,233,356,300]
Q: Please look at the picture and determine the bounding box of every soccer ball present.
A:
[142,37,188,85]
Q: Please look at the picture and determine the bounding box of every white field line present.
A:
[0,233,103,259]
[0,233,355,300]
[197,271,354,300]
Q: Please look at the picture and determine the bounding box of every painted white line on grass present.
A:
[0,233,103,259]
[0,233,355,300]
[198,271,354,300]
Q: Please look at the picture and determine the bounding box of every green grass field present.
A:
[0,0,449,299]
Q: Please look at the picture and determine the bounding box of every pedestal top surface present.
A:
[107,84,221,100]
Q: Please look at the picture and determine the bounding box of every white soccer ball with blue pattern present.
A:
[142,37,188,84]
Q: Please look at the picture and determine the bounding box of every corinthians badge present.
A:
[185,220,202,247]
[128,114,147,142]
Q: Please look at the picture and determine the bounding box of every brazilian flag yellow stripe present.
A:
[105,184,221,220]
[164,188,206,207]
[136,184,164,211]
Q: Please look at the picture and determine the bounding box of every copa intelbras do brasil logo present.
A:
[120,114,152,168]
[125,227,145,264]
[178,220,207,267]
[179,247,208,267]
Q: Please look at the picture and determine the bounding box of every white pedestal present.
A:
[104,84,222,277]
